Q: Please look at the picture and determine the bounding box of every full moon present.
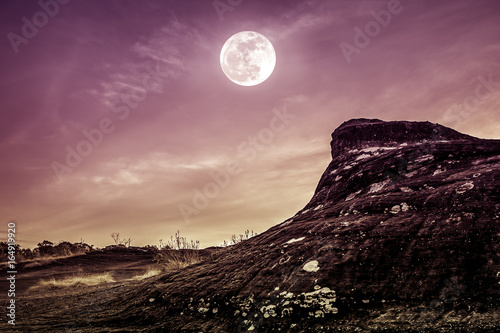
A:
[220,31,276,86]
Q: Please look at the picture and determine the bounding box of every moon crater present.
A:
[220,31,276,86]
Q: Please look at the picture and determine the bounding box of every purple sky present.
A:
[1,0,499,249]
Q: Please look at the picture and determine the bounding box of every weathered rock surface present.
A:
[116,119,498,332]
[14,119,500,332]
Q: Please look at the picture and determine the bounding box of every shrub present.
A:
[222,229,257,247]
[155,231,201,269]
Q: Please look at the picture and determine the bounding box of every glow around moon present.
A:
[220,31,276,86]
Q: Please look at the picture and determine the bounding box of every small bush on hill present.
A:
[155,231,201,269]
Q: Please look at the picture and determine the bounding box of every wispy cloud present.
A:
[259,0,342,40]
[89,13,207,105]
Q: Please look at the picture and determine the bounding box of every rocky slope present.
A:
[14,119,500,332]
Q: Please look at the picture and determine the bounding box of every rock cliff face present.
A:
[328,118,476,158]
[79,120,500,331]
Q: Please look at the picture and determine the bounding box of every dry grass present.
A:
[131,268,163,281]
[29,272,115,290]
[0,254,81,270]
[155,230,202,270]
[22,254,86,269]
[154,249,201,270]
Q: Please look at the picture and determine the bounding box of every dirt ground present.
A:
[2,247,499,332]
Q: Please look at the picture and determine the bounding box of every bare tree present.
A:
[230,234,238,245]
[111,233,120,245]
[124,237,133,248]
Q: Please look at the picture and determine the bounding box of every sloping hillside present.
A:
[7,119,500,332]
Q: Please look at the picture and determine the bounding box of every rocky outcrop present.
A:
[22,119,500,332]
[328,118,476,158]
[131,119,500,332]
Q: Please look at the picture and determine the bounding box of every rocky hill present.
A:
[12,119,500,332]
